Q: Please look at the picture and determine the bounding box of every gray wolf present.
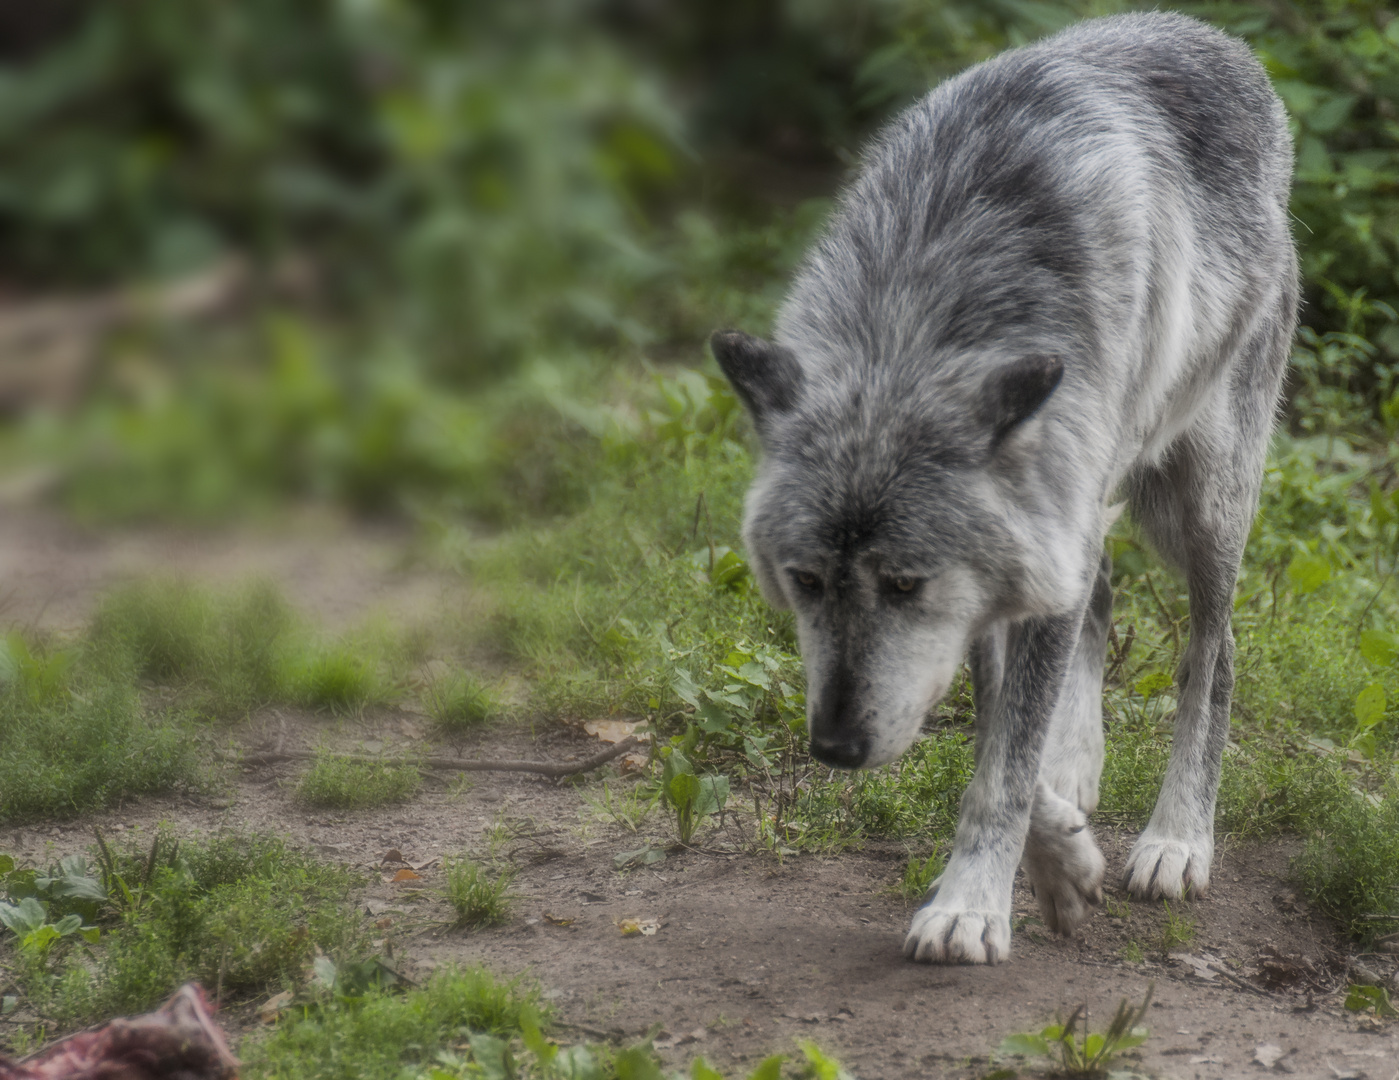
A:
[711,12,1296,964]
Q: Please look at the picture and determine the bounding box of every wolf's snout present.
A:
[808,730,869,769]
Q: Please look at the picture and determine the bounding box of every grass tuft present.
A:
[443,856,515,929]
[296,752,421,809]
[424,671,499,731]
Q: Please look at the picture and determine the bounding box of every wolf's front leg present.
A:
[904,613,1079,964]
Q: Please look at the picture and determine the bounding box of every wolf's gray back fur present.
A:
[712,12,1296,963]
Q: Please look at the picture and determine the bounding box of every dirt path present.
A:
[1,513,1396,1078]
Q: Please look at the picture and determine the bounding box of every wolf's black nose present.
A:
[809,733,868,769]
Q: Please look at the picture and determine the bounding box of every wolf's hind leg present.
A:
[1022,551,1111,933]
[1123,311,1290,900]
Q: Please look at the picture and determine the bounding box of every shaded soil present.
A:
[2,513,1397,1078]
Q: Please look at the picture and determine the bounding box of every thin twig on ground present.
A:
[231,736,642,779]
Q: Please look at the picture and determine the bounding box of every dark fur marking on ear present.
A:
[982,354,1064,446]
[710,329,803,429]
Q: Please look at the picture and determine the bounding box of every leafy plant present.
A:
[424,672,498,732]
[1345,984,1399,1020]
[998,985,1154,1076]
[660,750,729,846]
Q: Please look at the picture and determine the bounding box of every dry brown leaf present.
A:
[543,912,576,926]
[375,917,394,930]
[584,719,650,744]
[259,990,294,1024]
[618,917,660,936]
[391,868,422,882]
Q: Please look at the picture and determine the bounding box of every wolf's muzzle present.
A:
[808,730,869,769]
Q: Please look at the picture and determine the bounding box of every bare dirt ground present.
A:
[2,511,1397,1079]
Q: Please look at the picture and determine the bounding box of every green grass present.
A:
[443,857,515,929]
[424,672,499,732]
[0,645,202,824]
[244,967,544,1080]
[3,832,365,1032]
[295,752,422,810]
[894,851,944,905]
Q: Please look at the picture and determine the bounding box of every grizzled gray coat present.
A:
[712,12,1297,963]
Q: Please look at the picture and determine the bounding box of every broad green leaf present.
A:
[998,1033,1050,1057]
[696,702,732,733]
[1360,629,1399,667]
[52,913,82,936]
[745,1056,786,1080]
[1287,553,1331,594]
[799,1040,852,1080]
[519,1007,554,1065]
[1354,682,1387,729]
[614,1045,665,1080]
[0,855,14,875]
[693,775,730,819]
[313,955,338,988]
[555,1044,603,1080]
[469,1033,514,1080]
[1114,1029,1150,1050]
[1084,1032,1105,1060]
[669,773,702,812]
[690,1059,724,1080]
[78,926,100,945]
[0,897,47,936]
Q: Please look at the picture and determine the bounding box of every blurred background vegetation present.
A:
[0,0,1396,521]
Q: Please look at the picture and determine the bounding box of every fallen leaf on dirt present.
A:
[381,849,404,864]
[542,913,576,926]
[652,1028,705,1050]
[584,719,649,744]
[390,868,422,882]
[618,917,660,936]
[410,857,439,871]
[375,917,394,930]
[1254,1044,1285,1068]
[615,845,666,869]
[620,752,650,772]
[1168,952,1218,981]
[259,991,293,1024]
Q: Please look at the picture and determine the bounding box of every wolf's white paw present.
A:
[1023,804,1105,935]
[1123,833,1211,899]
[903,904,1011,964]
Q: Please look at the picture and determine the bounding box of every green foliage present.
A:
[3,833,364,1030]
[425,672,499,732]
[0,3,680,376]
[296,752,421,810]
[245,967,544,1080]
[895,851,945,904]
[1346,983,1399,1019]
[997,985,1153,1076]
[0,648,201,825]
[661,749,730,845]
[1293,776,1399,944]
[443,857,515,930]
[91,578,293,717]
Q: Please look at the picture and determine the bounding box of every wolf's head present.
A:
[712,329,1070,768]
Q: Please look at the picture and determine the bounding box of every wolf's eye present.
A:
[888,576,921,594]
[792,570,821,591]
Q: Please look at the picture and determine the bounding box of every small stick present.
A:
[232,737,643,779]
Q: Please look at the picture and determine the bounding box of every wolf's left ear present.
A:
[981,354,1064,446]
[710,330,803,432]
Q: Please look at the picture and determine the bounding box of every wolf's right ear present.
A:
[710,330,803,431]
[980,354,1064,447]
